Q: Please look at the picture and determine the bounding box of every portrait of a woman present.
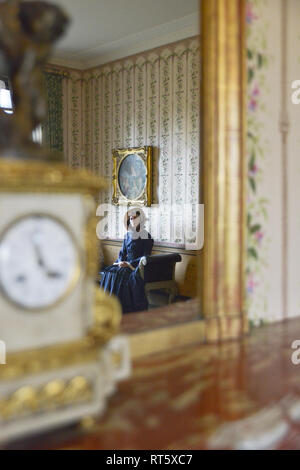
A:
[99,208,154,313]
[118,154,146,200]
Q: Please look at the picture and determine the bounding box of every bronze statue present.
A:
[0,0,69,159]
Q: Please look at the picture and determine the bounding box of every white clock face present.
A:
[0,214,80,310]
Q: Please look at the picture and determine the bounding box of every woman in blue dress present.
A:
[100,208,154,313]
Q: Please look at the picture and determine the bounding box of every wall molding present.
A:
[48,13,199,70]
[101,239,198,256]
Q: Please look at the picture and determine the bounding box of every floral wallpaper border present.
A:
[246,0,270,326]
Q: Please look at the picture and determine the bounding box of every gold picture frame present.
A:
[112,146,152,206]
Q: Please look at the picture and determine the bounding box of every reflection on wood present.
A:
[9,316,300,450]
[121,298,199,334]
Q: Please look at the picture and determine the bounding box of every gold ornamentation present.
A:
[112,146,152,206]
[0,376,92,421]
[0,0,69,160]
[0,159,107,194]
[79,415,97,431]
[199,0,247,340]
[89,287,122,344]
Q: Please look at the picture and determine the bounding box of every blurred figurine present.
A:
[0,0,69,158]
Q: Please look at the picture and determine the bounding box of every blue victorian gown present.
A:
[100,230,154,313]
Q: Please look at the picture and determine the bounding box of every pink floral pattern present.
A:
[246,2,258,24]
[246,0,270,324]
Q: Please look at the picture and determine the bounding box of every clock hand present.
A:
[32,240,46,269]
[46,270,62,279]
[15,274,26,283]
[32,241,63,279]
[31,233,64,280]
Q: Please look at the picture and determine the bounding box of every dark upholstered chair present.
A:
[138,253,182,305]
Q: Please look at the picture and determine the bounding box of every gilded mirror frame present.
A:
[129,0,248,357]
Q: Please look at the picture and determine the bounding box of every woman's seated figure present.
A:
[100,208,154,313]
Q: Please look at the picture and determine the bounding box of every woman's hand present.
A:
[113,261,129,268]
[118,261,128,268]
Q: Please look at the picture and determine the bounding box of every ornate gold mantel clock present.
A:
[0,0,129,445]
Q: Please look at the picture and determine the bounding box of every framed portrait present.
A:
[112,146,152,206]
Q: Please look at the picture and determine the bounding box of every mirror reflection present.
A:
[43,0,201,322]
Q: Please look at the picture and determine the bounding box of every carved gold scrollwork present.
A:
[89,288,122,344]
[0,376,92,421]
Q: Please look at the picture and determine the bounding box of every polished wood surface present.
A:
[7,317,300,450]
[121,298,199,334]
